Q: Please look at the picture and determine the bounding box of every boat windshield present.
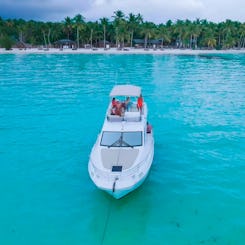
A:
[100,131,142,147]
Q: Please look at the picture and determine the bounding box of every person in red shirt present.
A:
[137,94,143,112]
[111,97,117,107]
[111,97,122,116]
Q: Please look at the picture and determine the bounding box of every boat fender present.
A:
[147,122,152,133]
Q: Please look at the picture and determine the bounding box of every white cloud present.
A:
[0,0,244,22]
[200,0,245,22]
[80,0,244,23]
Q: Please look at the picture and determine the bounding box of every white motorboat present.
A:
[88,85,154,199]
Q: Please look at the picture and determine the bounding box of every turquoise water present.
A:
[0,53,244,245]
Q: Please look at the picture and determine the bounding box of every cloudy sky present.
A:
[0,0,244,23]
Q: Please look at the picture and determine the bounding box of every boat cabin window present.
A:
[100,131,142,147]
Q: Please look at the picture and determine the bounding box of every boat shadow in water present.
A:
[88,180,154,245]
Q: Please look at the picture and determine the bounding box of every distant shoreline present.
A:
[0,47,245,55]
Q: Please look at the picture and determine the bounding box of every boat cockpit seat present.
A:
[107,115,123,122]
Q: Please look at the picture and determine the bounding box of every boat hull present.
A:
[88,143,154,199]
[104,170,151,199]
[88,84,154,199]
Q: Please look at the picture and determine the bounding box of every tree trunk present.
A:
[115,27,118,48]
[77,27,79,49]
[239,34,244,48]
[144,35,147,49]
[103,25,106,49]
[19,31,23,42]
[90,29,93,48]
[130,30,134,48]
[42,31,47,48]
[241,36,245,48]
[47,29,51,48]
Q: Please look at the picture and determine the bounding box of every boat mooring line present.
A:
[100,198,113,245]
[112,177,119,192]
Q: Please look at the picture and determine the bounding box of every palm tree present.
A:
[157,24,171,48]
[206,35,217,48]
[127,13,143,48]
[63,16,73,40]
[73,14,85,48]
[238,23,245,48]
[100,17,109,48]
[201,24,217,49]
[118,19,128,47]
[222,20,237,49]
[85,21,101,48]
[112,10,125,47]
[45,22,54,48]
[112,10,125,21]
[191,19,202,49]
[140,21,156,49]
[182,19,201,49]
[0,12,244,50]
[173,19,186,48]
[41,23,48,48]
[50,22,63,45]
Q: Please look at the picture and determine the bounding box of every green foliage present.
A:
[0,35,13,50]
[0,13,244,49]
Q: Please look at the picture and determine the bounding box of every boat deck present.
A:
[101,148,139,170]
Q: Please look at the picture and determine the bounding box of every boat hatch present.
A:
[112,166,122,172]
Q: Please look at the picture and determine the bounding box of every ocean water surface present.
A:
[0,53,244,245]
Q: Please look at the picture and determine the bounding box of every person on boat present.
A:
[111,105,122,116]
[112,98,122,110]
[111,98,123,116]
[111,97,117,107]
[122,96,131,111]
[137,94,143,112]
[147,122,152,134]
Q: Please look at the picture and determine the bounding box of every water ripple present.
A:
[0,53,244,245]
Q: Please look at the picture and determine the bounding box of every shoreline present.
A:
[0,47,245,55]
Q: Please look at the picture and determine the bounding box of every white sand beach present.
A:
[0,47,244,55]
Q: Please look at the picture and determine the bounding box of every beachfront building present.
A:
[98,40,111,49]
[133,39,163,49]
[53,39,77,50]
